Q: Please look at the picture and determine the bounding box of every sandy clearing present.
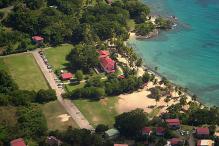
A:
[57,114,71,122]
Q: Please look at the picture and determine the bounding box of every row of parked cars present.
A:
[38,50,63,89]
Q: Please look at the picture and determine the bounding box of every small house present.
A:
[165,118,180,129]
[10,138,26,146]
[142,127,152,136]
[32,36,44,45]
[197,139,214,146]
[98,50,116,73]
[156,127,165,136]
[169,138,182,146]
[61,72,73,80]
[105,128,120,139]
[196,127,210,139]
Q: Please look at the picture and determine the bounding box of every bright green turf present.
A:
[44,44,73,70]
[1,54,49,91]
[73,97,118,127]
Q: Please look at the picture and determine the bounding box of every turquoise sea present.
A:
[129,0,219,105]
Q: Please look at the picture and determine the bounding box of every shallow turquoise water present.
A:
[129,0,219,105]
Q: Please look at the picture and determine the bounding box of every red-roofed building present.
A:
[196,127,210,138]
[165,118,180,129]
[156,127,165,136]
[142,127,152,136]
[98,50,110,58]
[10,138,26,146]
[114,144,128,146]
[32,36,44,44]
[118,75,125,79]
[61,72,73,80]
[99,57,116,73]
[169,138,182,146]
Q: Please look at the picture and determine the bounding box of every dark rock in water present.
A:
[136,29,159,39]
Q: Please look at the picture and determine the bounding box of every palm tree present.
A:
[164,96,171,107]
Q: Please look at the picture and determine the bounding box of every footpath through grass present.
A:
[45,44,73,70]
[41,100,78,131]
[0,54,49,91]
[73,97,118,127]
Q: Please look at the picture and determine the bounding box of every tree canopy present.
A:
[114,109,148,138]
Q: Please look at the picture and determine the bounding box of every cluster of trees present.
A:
[69,87,105,99]
[47,127,113,146]
[67,44,99,72]
[155,17,173,29]
[67,71,151,100]
[135,21,155,36]
[0,70,56,106]
[0,105,48,145]
[0,70,56,145]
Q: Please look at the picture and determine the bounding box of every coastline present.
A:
[114,33,204,116]
[127,34,203,105]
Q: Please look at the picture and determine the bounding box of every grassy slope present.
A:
[73,97,118,127]
[45,44,73,70]
[0,106,17,126]
[41,100,78,131]
[0,54,49,91]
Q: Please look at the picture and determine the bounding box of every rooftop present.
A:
[196,127,210,135]
[10,138,26,146]
[105,128,119,137]
[197,139,214,146]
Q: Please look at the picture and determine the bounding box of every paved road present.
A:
[32,49,94,130]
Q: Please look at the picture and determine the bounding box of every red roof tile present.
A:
[10,138,26,146]
[32,36,44,41]
[99,57,116,73]
[61,72,73,80]
[166,118,180,126]
[142,127,152,134]
[196,127,209,135]
[170,138,181,145]
[98,50,109,57]
[156,127,165,134]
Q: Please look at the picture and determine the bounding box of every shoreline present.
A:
[127,33,204,106]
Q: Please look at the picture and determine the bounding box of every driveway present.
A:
[32,49,94,130]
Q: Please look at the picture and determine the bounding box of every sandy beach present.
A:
[115,50,195,116]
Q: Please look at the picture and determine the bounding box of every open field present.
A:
[45,44,73,70]
[41,100,78,131]
[73,97,118,127]
[0,54,49,91]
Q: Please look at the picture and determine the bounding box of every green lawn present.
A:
[73,97,118,127]
[45,44,73,70]
[0,54,49,91]
[65,82,85,92]
[41,100,78,131]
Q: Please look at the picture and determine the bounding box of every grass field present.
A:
[41,100,78,131]
[45,44,73,70]
[73,97,118,127]
[0,54,49,91]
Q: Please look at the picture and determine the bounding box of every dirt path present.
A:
[32,49,94,130]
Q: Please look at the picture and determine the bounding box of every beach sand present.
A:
[115,53,194,116]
